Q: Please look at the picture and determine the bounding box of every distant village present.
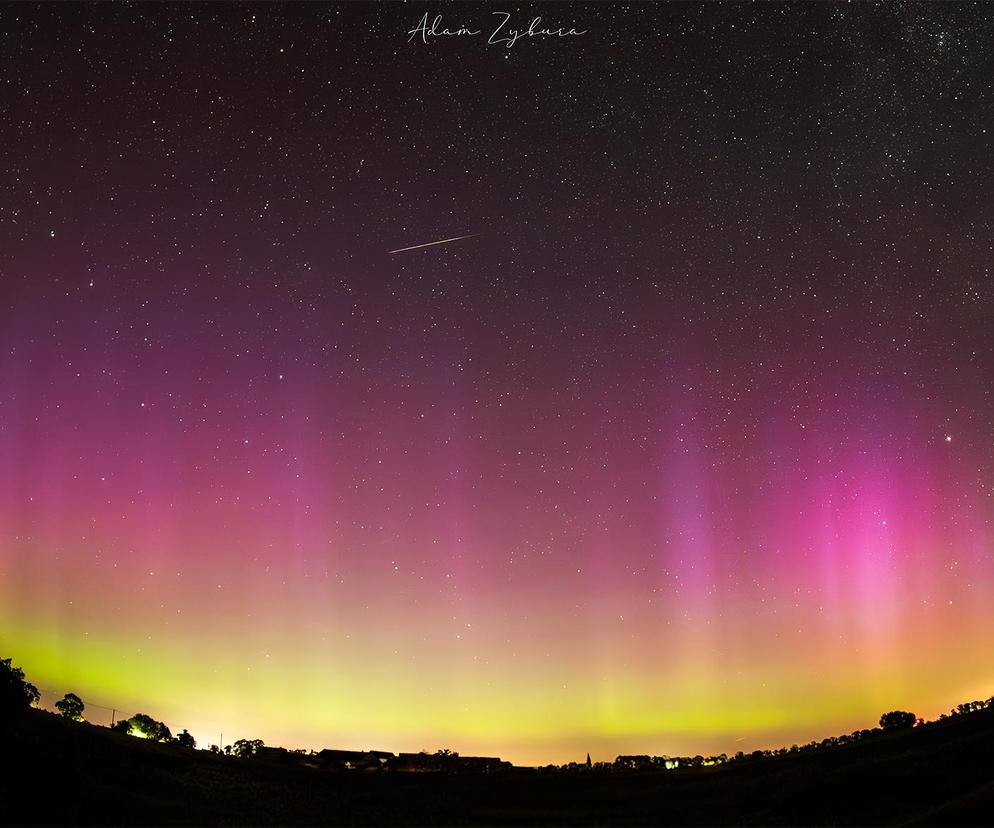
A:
[251,746,513,774]
[212,744,711,774]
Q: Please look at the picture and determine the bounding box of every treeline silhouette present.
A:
[3,655,993,772]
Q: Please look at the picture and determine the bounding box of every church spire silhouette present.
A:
[586,752,592,768]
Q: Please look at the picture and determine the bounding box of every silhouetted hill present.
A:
[3,706,994,826]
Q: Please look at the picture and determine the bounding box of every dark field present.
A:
[3,707,994,826]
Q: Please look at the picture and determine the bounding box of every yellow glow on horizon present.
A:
[5,575,994,766]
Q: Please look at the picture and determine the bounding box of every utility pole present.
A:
[111,709,116,726]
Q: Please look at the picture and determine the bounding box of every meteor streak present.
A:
[388,233,479,254]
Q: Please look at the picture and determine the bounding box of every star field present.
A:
[1,3,993,765]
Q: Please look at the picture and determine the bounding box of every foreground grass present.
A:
[3,706,994,825]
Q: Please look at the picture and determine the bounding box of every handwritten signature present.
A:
[407,12,588,49]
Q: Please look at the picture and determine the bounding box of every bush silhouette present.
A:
[111,719,132,734]
[0,657,40,718]
[879,710,916,731]
[55,693,85,721]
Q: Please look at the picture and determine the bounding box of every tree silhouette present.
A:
[231,738,264,758]
[111,719,132,734]
[127,713,172,742]
[54,692,85,721]
[879,710,916,731]
[0,657,40,718]
[176,729,196,749]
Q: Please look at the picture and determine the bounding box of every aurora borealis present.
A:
[2,3,993,766]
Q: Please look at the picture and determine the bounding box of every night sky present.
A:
[2,2,993,766]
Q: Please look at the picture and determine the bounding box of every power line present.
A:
[32,684,232,746]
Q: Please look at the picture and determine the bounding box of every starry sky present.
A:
[2,2,993,766]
